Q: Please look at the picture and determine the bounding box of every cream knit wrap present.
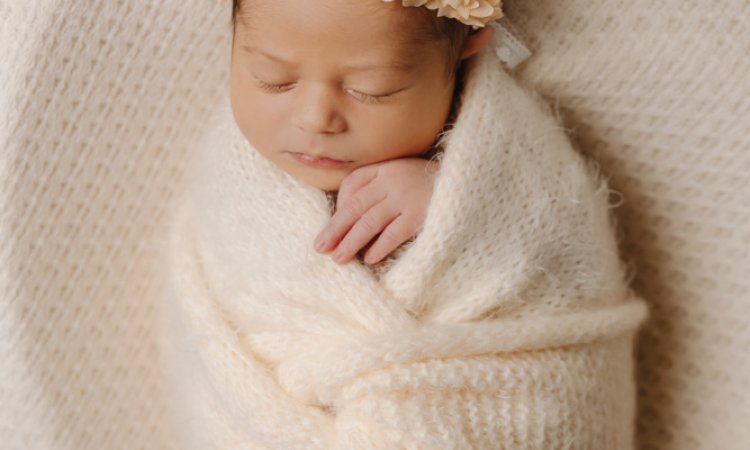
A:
[160,48,649,449]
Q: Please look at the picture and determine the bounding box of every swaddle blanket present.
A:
[160,48,649,449]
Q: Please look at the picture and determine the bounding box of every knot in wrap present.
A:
[161,48,649,449]
[275,302,647,411]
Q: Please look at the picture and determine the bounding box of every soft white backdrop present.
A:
[1,1,748,449]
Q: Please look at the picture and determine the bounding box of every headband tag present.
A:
[490,18,532,70]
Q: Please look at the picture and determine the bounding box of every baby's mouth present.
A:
[287,151,353,169]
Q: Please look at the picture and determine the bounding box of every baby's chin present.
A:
[309,175,345,193]
[283,164,351,192]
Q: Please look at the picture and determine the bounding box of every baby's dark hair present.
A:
[231,0,473,78]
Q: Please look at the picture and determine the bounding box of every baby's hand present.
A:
[314,157,439,265]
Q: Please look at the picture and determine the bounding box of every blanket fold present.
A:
[160,47,649,449]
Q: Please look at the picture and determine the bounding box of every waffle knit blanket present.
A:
[160,48,649,449]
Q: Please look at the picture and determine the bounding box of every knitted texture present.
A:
[2,1,748,450]
[503,2,750,448]
[160,48,648,449]
[0,1,230,449]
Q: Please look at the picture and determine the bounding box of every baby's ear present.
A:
[459,27,494,60]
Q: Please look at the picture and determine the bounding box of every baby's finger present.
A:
[362,213,415,265]
[336,163,380,211]
[331,199,398,264]
[315,183,386,253]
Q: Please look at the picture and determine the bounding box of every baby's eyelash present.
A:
[253,79,395,104]
[346,89,388,104]
[256,80,295,93]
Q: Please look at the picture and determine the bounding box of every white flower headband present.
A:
[383,0,504,28]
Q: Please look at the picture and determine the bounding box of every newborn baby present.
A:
[160,1,649,448]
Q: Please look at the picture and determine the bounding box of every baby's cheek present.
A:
[233,103,283,155]
[383,122,445,159]
[376,96,451,157]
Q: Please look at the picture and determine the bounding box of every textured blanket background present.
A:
[1,1,748,449]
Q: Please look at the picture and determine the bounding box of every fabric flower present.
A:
[384,0,503,27]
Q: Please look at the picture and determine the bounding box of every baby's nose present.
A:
[291,83,347,135]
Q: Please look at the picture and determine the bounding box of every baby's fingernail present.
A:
[333,252,346,263]
[315,238,326,251]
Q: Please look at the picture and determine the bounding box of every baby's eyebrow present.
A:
[342,58,416,73]
[243,46,295,67]
[242,45,415,73]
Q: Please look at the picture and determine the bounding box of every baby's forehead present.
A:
[235,11,446,71]
[234,0,441,50]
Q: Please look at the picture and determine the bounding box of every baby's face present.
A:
[230,0,456,191]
